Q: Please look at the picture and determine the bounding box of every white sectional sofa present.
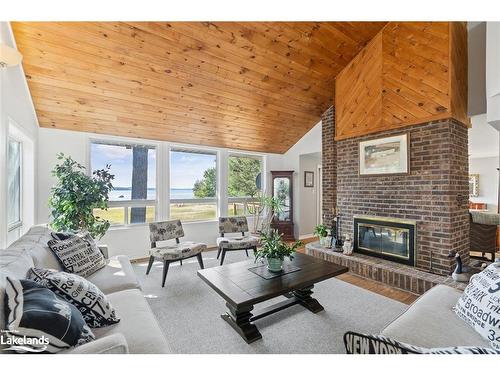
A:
[381,285,490,348]
[0,226,171,354]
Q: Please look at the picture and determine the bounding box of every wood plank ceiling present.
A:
[12,22,386,153]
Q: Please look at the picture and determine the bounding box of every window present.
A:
[228,154,262,216]
[170,149,217,222]
[90,141,157,225]
[7,139,22,229]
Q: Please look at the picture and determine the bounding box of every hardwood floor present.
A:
[297,237,419,305]
[336,273,419,305]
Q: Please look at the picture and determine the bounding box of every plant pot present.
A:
[319,236,330,247]
[267,257,283,272]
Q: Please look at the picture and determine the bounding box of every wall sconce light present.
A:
[0,43,23,68]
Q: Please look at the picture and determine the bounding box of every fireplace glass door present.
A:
[354,217,415,266]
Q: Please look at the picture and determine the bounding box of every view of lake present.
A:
[109,188,194,201]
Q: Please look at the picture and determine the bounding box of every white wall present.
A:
[298,152,321,237]
[281,120,322,239]
[486,22,500,131]
[469,114,500,158]
[468,22,487,116]
[37,127,283,259]
[0,22,38,247]
[469,157,499,213]
[469,114,500,213]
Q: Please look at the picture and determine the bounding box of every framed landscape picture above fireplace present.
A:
[359,134,409,175]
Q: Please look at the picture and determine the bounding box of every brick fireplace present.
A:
[319,106,470,277]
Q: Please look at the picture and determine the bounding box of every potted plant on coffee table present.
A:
[314,224,330,247]
[255,229,302,272]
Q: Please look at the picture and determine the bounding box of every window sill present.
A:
[107,219,220,231]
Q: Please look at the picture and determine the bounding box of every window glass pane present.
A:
[170,202,216,222]
[7,140,21,225]
[170,149,217,200]
[228,202,245,217]
[127,206,156,223]
[91,142,156,201]
[228,156,262,197]
[93,207,126,225]
[90,141,156,224]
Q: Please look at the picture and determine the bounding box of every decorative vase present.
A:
[343,238,353,255]
[325,235,332,248]
[319,236,328,247]
[267,257,283,272]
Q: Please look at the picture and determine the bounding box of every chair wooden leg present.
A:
[162,260,170,287]
[146,256,155,275]
[197,253,205,269]
[245,249,249,257]
[216,247,221,259]
[220,249,227,266]
[180,259,183,266]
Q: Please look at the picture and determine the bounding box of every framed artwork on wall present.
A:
[359,134,409,175]
[469,174,480,197]
[304,171,314,187]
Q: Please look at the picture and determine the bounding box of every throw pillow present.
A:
[47,231,106,277]
[50,231,75,241]
[454,262,500,350]
[343,331,499,354]
[28,268,120,328]
[4,277,94,353]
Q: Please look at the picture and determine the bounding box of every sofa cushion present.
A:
[4,277,95,353]
[28,268,120,328]
[0,248,34,331]
[381,285,490,348]
[7,225,62,271]
[92,288,171,354]
[86,256,141,295]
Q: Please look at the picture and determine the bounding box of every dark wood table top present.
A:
[198,253,348,308]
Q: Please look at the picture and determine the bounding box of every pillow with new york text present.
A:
[47,231,106,277]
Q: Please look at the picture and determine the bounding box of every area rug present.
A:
[132,250,407,354]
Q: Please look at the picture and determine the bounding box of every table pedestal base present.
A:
[221,285,323,343]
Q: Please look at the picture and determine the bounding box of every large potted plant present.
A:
[255,229,302,272]
[49,153,114,239]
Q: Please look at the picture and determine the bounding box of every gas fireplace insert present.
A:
[353,216,416,266]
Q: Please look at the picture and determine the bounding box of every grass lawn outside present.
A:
[95,201,260,225]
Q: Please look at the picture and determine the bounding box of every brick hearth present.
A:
[306,242,466,294]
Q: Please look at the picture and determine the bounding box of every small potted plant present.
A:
[255,229,302,272]
[314,224,330,247]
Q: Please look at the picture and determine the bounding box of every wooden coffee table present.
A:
[197,253,348,343]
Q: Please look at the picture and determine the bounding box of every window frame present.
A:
[227,152,263,217]
[88,138,159,227]
[7,136,23,232]
[169,146,218,223]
